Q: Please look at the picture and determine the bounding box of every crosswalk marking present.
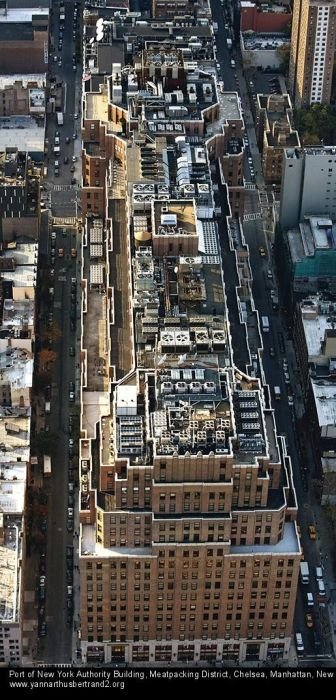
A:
[243,212,262,222]
[51,185,78,192]
[52,217,77,226]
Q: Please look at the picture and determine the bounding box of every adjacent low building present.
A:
[281,216,336,305]
[293,295,336,477]
[0,75,46,118]
[256,94,300,184]
[240,1,292,33]
[0,6,49,74]
[0,149,41,242]
[241,33,290,70]
[0,242,37,664]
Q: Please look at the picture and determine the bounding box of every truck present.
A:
[261,315,270,333]
[43,454,51,477]
[56,112,64,126]
[300,561,310,585]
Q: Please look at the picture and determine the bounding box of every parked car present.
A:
[309,524,317,540]
[305,613,314,628]
[67,518,74,532]
[38,621,47,637]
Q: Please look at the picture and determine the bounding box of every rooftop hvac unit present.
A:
[216,431,226,441]
[161,332,175,344]
[212,331,226,344]
[184,184,195,194]
[176,382,187,393]
[158,194,169,200]
[198,184,209,193]
[196,332,208,343]
[205,421,215,429]
[175,332,190,345]
[161,213,177,226]
[161,382,173,393]
[197,431,207,441]
[190,382,202,393]
[204,382,216,393]
[134,194,146,201]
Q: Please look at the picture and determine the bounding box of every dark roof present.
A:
[97,43,124,73]
[0,22,33,42]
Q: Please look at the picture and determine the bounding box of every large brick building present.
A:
[76,11,301,667]
[289,0,336,107]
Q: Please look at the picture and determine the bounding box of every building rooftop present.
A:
[299,297,336,359]
[219,92,242,123]
[85,90,109,122]
[242,32,290,50]
[0,74,46,90]
[311,380,336,429]
[231,521,299,554]
[0,117,45,154]
[0,518,22,622]
[241,1,290,10]
[287,216,336,265]
[153,200,198,238]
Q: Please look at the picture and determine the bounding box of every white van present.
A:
[315,566,323,580]
[317,580,326,597]
[295,632,304,653]
[306,592,314,607]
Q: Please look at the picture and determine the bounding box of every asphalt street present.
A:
[37,0,82,664]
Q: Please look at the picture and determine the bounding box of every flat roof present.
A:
[0,8,49,22]
[0,519,22,622]
[311,381,336,428]
[231,522,300,554]
[0,116,45,153]
[85,91,109,122]
[302,313,334,358]
[0,74,46,89]
[220,92,242,122]
[153,199,197,237]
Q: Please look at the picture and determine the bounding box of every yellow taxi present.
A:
[308,524,317,540]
